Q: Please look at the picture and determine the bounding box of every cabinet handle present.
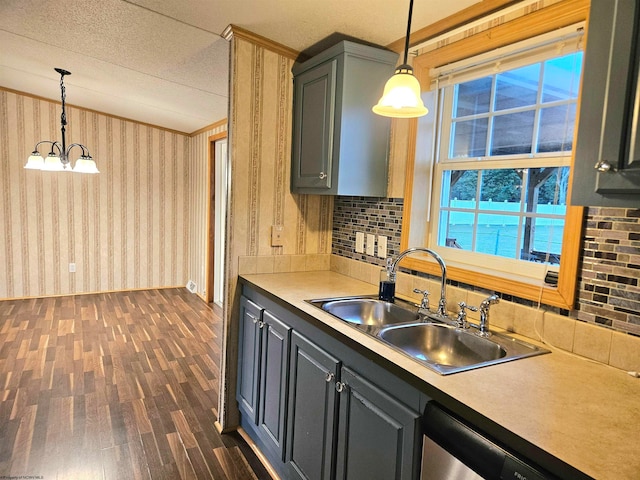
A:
[250,315,258,324]
[325,372,335,383]
[258,321,265,329]
[595,160,612,172]
[335,381,346,393]
[319,172,327,179]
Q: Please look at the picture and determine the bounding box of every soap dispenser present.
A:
[378,257,396,302]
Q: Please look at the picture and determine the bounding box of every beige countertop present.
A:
[240,271,640,480]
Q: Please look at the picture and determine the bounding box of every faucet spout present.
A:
[384,247,448,317]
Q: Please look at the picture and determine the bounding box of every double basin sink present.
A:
[307,295,548,375]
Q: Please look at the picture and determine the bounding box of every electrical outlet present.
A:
[355,232,365,253]
[377,235,387,258]
[69,263,76,273]
[271,225,284,246]
[366,234,376,256]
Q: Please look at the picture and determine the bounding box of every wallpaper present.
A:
[0,89,223,299]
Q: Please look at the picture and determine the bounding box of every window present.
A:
[433,51,582,278]
[401,21,586,309]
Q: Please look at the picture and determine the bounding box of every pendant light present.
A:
[372,0,428,118]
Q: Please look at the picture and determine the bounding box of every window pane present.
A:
[537,105,576,152]
[491,111,535,155]
[495,64,540,111]
[480,169,523,202]
[455,77,492,117]
[520,217,564,264]
[475,215,518,258]
[440,212,475,250]
[524,167,569,211]
[447,170,478,205]
[542,53,583,102]
[451,119,488,157]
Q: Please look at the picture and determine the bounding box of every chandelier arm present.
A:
[32,140,60,154]
[66,143,89,158]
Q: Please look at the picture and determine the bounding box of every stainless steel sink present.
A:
[309,296,420,327]
[306,295,549,374]
[378,322,547,375]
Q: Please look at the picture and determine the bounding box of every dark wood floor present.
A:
[0,288,272,480]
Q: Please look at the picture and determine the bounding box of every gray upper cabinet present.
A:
[291,41,398,196]
[572,0,640,206]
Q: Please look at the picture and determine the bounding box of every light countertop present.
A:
[240,271,640,480]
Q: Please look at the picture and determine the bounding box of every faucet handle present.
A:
[456,301,478,329]
[413,288,430,310]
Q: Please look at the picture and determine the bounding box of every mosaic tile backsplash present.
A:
[332,197,640,336]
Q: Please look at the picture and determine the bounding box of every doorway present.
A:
[206,133,228,313]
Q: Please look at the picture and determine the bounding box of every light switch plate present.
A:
[366,234,375,256]
[377,235,387,258]
[355,232,365,253]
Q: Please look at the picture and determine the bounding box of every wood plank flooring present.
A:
[0,288,272,480]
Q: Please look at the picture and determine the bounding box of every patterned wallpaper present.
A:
[332,196,640,335]
[0,88,225,299]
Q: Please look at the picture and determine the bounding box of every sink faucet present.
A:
[381,247,448,317]
[478,294,499,337]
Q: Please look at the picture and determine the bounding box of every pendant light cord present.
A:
[403,0,414,66]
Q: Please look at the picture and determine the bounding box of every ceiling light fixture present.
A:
[24,68,99,173]
[372,0,428,118]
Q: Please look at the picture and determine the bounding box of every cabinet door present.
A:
[572,0,640,206]
[335,367,421,480]
[237,296,263,423]
[286,331,340,480]
[291,59,337,190]
[258,310,291,460]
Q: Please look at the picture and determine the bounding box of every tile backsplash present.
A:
[332,197,640,337]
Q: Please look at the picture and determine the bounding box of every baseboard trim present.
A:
[237,427,282,480]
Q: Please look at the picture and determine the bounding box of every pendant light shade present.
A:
[73,155,100,173]
[373,0,428,118]
[24,152,45,170]
[42,153,66,171]
[372,65,428,118]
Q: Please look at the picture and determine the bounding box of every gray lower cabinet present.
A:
[237,289,422,480]
[287,331,340,480]
[571,0,640,206]
[335,367,420,480]
[237,297,291,462]
[237,296,262,423]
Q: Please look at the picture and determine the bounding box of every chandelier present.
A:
[24,68,99,173]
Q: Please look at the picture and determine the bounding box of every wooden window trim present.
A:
[399,0,588,309]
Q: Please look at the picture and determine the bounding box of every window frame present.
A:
[398,4,588,310]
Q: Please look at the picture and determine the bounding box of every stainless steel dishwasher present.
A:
[420,402,558,480]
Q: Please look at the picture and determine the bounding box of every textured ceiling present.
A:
[0,0,479,133]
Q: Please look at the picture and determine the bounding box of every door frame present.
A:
[206,131,228,312]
